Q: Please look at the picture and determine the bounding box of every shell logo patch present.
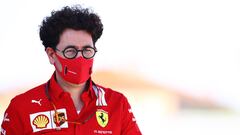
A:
[33,114,49,128]
[96,109,108,128]
[30,108,68,132]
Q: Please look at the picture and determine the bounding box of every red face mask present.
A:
[54,54,93,84]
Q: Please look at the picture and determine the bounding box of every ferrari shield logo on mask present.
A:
[96,109,108,128]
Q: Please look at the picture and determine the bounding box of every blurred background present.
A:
[1,0,240,134]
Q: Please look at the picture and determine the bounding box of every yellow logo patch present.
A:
[96,109,108,127]
[33,114,49,128]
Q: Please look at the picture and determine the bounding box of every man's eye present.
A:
[65,49,75,53]
[64,49,77,56]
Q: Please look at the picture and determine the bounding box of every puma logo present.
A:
[31,99,42,106]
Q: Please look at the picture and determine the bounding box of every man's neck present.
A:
[55,72,87,111]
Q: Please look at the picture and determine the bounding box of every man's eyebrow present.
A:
[82,44,94,48]
[64,44,93,49]
[65,45,77,48]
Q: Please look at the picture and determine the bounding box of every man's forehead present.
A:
[58,29,93,49]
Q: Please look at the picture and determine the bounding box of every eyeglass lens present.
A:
[62,46,96,59]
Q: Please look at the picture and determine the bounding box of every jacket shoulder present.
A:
[10,83,46,107]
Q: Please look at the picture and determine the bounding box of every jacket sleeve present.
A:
[121,96,142,135]
[1,99,24,135]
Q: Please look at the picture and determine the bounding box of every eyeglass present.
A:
[55,46,97,59]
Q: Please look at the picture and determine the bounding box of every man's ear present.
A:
[45,47,55,65]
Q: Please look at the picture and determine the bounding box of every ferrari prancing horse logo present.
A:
[96,109,108,127]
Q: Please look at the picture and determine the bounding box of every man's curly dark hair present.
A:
[39,5,103,50]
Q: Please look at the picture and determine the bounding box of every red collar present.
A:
[48,72,96,101]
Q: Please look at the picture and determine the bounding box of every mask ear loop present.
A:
[51,102,62,130]
[45,81,62,130]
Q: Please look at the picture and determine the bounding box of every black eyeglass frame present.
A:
[55,46,97,59]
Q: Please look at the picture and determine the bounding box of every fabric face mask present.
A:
[54,53,93,84]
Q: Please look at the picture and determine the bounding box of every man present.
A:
[1,5,141,135]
